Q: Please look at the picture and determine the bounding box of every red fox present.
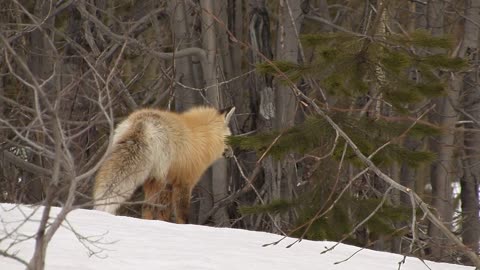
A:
[93,106,235,223]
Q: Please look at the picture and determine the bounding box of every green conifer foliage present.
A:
[230,114,435,243]
[257,30,466,107]
[231,16,465,246]
[230,114,438,166]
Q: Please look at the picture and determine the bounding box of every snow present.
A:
[0,203,474,270]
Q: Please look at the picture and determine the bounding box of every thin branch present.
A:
[0,249,29,267]
[409,190,418,254]
[322,186,394,253]
[334,247,365,264]
[305,15,369,39]
[1,150,52,176]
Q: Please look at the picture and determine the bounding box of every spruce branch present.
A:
[235,31,480,268]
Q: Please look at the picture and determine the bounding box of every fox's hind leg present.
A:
[155,183,173,221]
[142,179,173,221]
[94,174,147,215]
[172,183,192,224]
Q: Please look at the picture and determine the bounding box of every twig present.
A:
[409,190,417,254]
[334,247,365,264]
[286,142,349,248]
[0,249,29,267]
[321,186,394,254]
[398,255,406,270]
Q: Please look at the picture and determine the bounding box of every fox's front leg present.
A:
[172,183,192,224]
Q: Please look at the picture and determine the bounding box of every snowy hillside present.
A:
[0,203,474,270]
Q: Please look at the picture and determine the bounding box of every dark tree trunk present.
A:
[460,0,480,262]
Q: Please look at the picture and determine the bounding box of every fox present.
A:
[93,106,235,223]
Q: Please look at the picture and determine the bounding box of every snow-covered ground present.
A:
[0,203,473,270]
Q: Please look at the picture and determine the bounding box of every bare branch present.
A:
[1,151,51,176]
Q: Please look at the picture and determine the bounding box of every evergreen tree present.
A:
[230,13,466,251]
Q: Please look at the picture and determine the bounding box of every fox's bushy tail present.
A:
[93,122,154,214]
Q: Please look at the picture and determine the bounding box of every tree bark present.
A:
[270,0,304,230]
[427,0,457,260]
[247,0,276,230]
[459,0,480,262]
[198,0,231,226]
[168,1,201,112]
[24,0,57,206]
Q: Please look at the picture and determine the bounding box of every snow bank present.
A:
[0,204,473,270]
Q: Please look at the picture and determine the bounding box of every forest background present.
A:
[1,0,480,268]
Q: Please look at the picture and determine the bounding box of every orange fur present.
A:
[93,106,235,223]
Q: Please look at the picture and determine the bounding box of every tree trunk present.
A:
[427,0,457,260]
[247,0,275,230]
[168,1,201,112]
[167,1,205,223]
[24,0,57,205]
[459,0,480,262]
[198,0,231,226]
[25,1,57,268]
[271,0,304,230]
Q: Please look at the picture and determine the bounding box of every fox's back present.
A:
[110,109,184,181]
[110,107,229,182]
[113,109,184,143]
